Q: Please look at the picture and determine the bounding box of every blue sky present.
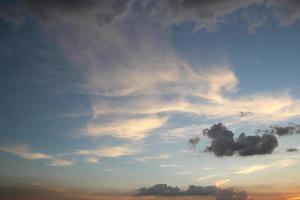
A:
[1,1,300,198]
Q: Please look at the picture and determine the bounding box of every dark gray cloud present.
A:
[257,123,300,136]
[23,0,133,25]
[0,0,133,26]
[215,188,249,200]
[156,0,261,31]
[0,5,25,25]
[137,184,181,196]
[2,0,300,31]
[189,136,200,148]
[154,0,300,31]
[239,111,253,117]
[137,184,249,200]
[287,148,298,152]
[201,123,278,157]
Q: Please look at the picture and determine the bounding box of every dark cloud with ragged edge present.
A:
[287,148,298,152]
[137,184,249,200]
[22,0,133,25]
[2,0,300,30]
[189,136,200,148]
[257,123,300,136]
[155,0,300,31]
[197,123,278,157]
[0,0,133,26]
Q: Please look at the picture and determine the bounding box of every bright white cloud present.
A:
[160,164,182,168]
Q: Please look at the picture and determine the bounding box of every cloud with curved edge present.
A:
[4,0,300,143]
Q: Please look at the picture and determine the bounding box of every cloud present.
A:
[136,184,249,200]
[267,0,300,27]
[287,148,298,152]
[137,153,170,162]
[233,159,298,174]
[215,188,248,200]
[258,123,300,136]
[21,0,133,25]
[202,123,278,157]
[155,0,300,32]
[0,5,25,25]
[0,145,52,160]
[0,145,74,167]
[176,171,191,175]
[159,164,182,168]
[214,179,231,187]
[75,145,139,158]
[288,196,300,200]
[197,175,220,181]
[83,116,168,140]
[4,0,300,144]
[156,0,261,31]
[47,159,74,167]
[85,157,101,163]
[189,137,200,148]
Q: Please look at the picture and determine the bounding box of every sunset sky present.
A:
[1,0,300,200]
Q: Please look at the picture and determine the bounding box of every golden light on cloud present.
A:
[84,116,168,140]
[288,196,300,200]
[234,159,298,174]
[214,179,231,187]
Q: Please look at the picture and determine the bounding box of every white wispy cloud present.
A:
[0,145,74,167]
[197,174,220,181]
[0,145,52,160]
[48,159,75,167]
[160,164,182,168]
[137,153,170,162]
[233,159,298,174]
[75,145,139,158]
[176,171,191,175]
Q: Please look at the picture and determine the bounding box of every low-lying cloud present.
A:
[137,184,249,200]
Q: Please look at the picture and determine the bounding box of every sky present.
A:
[1,0,300,200]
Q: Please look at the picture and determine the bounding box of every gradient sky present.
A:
[1,0,300,199]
